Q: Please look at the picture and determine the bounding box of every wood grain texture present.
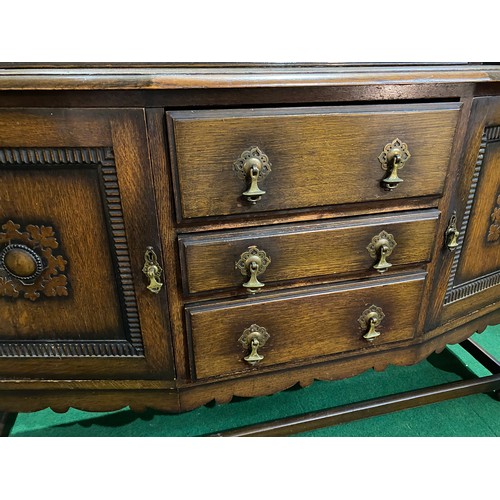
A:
[0,108,173,379]
[0,305,497,414]
[174,195,441,233]
[0,84,475,109]
[450,135,500,284]
[419,97,475,333]
[178,306,500,412]
[0,108,112,147]
[145,108,189,380]
[187,273,426,379]
[0,389,181,413]
[0,66,498,416]
[179,209,439,295]
[0,149,124,343]
[168,103,460,220]
[108,109,174,377]
[429,97,500,326]
[0,65,497,90]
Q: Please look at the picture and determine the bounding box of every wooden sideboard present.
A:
[0,64,498,415]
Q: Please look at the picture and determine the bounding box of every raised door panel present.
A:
[0,108,173,379]
[440,97,500,324]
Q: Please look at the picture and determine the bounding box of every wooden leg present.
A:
[460,338,500,400]
[459,338,500,374]
[0,412,18,437]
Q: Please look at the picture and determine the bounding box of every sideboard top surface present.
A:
[0,64,499,90]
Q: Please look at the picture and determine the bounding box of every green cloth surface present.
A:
[8,325,500,437]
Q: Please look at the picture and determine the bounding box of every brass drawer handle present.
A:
[233,146,272,204]
[235,245,271,294]
[358,305,385,341]
[142,246,163,294]
[367,230,397,273]
[378,138,411,191]
[445,211,460,251]
[239,324,270,365]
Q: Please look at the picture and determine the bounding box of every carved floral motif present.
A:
[0,220,69,301]
[487,194,500,242]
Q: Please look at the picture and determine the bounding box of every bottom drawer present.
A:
[186,272,426,379]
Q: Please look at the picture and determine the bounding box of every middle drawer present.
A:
[179,209,440,295]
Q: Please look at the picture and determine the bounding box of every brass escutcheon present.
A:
[366,230,397,273]
[239,324,270,365]
[142,246,163,294]
[445,211,460,251]
[235,245,271,294]
[378,138,411,191]
[233,146,272,204]
[358,305,385,341]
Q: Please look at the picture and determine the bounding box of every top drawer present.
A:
[167,102,460,221]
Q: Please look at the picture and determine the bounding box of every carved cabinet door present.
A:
[0,108,173,379]
[436,97,500,326]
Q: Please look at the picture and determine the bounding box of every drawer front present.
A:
[186,273,426,379]
[179,209,439,295]
[167,103,460,220]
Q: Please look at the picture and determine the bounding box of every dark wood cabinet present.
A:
[0,108,173,379]
[442,97,500,320]
[0,65,498,414]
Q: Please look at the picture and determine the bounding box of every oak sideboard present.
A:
[0,64,498,418]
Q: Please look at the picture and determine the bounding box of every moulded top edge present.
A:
[166,101,462,120]
[0,65,498,90]
[186,271,429,313]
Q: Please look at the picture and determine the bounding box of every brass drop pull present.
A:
[142,246,163,294]
[364,317,381,341]
[445,211,460,251]
[358,305,385,342]
[246,338,263,364]
[239,324,270,365]
[378,138,411,191]
[233,146,272,204]
[367,230,397,273]
[235,246,271,294]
